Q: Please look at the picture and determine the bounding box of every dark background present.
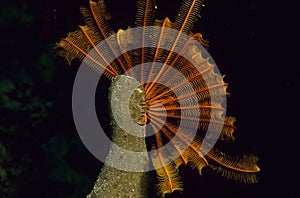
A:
[0,0,299,197]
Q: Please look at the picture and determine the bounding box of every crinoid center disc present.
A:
[129,83,147,126]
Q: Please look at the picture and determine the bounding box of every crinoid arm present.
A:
[207,149,260,183]
[55,0,128,80]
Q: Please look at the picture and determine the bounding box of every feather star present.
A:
[55,0,260,197]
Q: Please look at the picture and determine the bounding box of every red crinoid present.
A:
[56,0,260,197]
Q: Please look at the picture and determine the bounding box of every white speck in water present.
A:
[53,9,57,20]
